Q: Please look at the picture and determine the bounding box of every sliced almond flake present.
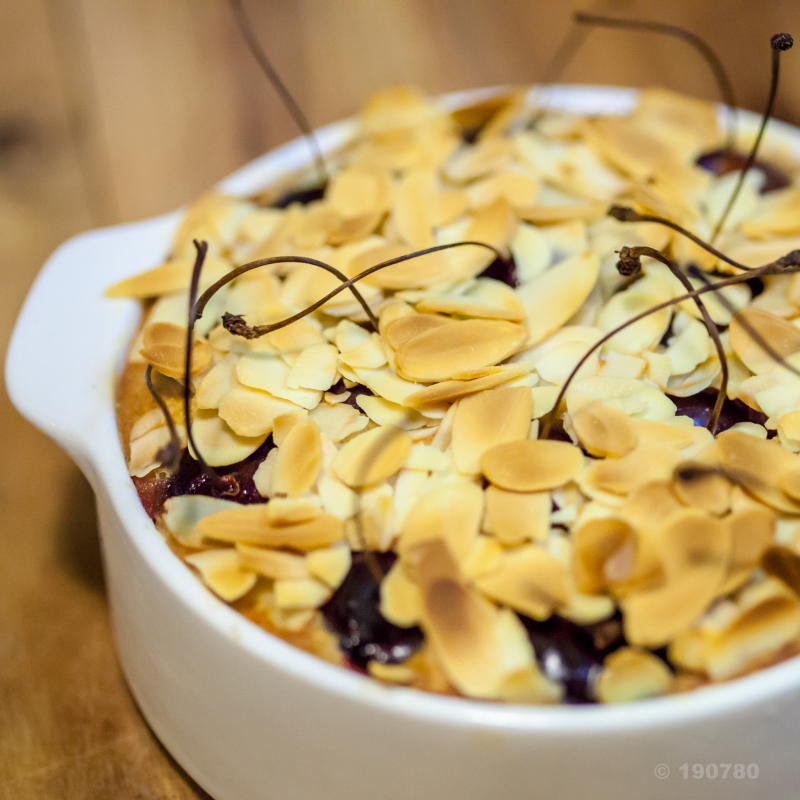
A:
[461,535,504,580]
[324,390,350,405]
[367,661,415,684]
[405,363,533,409]
[380,557,424,628]
[253,448,277,498]
[353,366,422,407]
[528,386,560,420]
[265,496,322,525]
[572,517,638,595]
[285,344,339,391]
[392,171,435,249]
[196,353,240,410]
[667,356,721,398]
[447,197,518,280]
[444,136,513,184]
[198,506,344,550]
[235,542,309,580]
[309,402,369,444]
[621,480,685,533]
[163,494,241,548]
[494,607,536,681]
[595,647,673,704]
[582,445,683,496]
[395,319,527,383]
[350,243,454,290]
[480,440,583,492]
[467,172,539,209]
[741,187,800,239]
[483,486,550,545]
[762,544,800,597]
[190,409,267,467]
[106,254,231,299]
[511,221,552,282]
[334,319,371,353]
[317,475,358,520]
[217,385,302,438]
[717,430,800,514]
[729,308,800,375]
[356,394,427,430]
[429,189,469,228]
[382,314,451,352]
[567,376,677,422]
[672,461,731,516]
[140,322,212,380]
[474,544,570,620]
[267,607,317,632]
[271,421,321,498]
[643,351,672,389]
[525,331,603,386]
[332,425,411,488]
[185,549,257,602]
[306,541,352,590]
[776,409,800,452]
[237,207,283,243]
[339,334,388,369]
[596,290,671,356]
[404,444,450,472]
[398,482,483,564]
[517,202,607,224]
[327,164,391,218]
[451,386,532,474]
[630,418,694,449]
[623,510,731,647]
[270,410,308,447]
[722,506,775,593]
[571,401,638,458]
[128,424,186,478]
[664,316,713,376]
[516,252,601,346]
[274,578,331,609]
[208,321,277,355]
[236,354,322,410]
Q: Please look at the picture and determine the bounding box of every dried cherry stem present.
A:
[143,364,182,470]
[230,0,327,185]
[711,33,794,242]
[196,254,380,330]
[207,241,508,340]
[540,253,800,439]
[574,12,737,150]
[608,205,751,271]
[185,240,239,495]
[618,246,727,434]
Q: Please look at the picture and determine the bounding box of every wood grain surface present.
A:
[2,1,800,797]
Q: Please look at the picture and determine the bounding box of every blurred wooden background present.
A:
[2,1,800,797]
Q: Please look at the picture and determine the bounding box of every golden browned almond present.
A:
[331,425,412,488]
[595,647,673,704]
[570,402,637,458]
[235,543,309,580]
[198,506,343,550]
[729,308,800,375]
[140,321,211,379]
[452,387,533,474]
[404,363,533,408]
[583,446,684,496]
[351,244,454,290]
[271,421,322,497]
[672,461,731,516]
[395,319,527,382]
[480,439,583,492]
[382,313,453,351]
[572,517,638,595]
[184,549,257,601]
[483,486,550,545]
[722,506,775,593]
[106,254,230,298]
[621,480,685,532]
[762,545,800,596]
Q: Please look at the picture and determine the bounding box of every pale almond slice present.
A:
[413,293,525,323]
[367,661,415,685]
[395,319,527,382]
[140,321,212,379]
[483,486,550,545]
[581,445,683,496]
[474,544,570,620]
[722,506,775,593]
[596,291,671,356]
[717,430,800,514]
[128,424,186,477]
[306,541,352,590]
[510,221,552,282]
[664,316,713,376]
[672,461,731,516]
[218,385,302,437]
[272,421,322,497]
[327,164,391,218]
[185,549,257,602]
[480,440,584,492]
[356,395,427,430]
[196,353,240,409]
[309,403,369,444]
[447,197,518,280]
[236,354,323,410]
[380,560,423,627]
[572,517,638,595]
[445,137,513,183]
[106,254,230,298]
[265,496,322,525]
[729,308,800,375]
[516,252,601,346]
[272,410,309,446]
[317,475,359,520]
[198,506,344,550]
[190,410,267,467]
[332,425,412,488]
[235,542,309,580]
[398,482,484,564]
[286,344,339,391]
[570,401,638,458]
[253,448,277,497]
[467,172,539,209]
[339,334,388,369]
[600,354,647,380]
[404,363,533,408]
[595,648,673,703]
[517,203,606,224]
[461,535,504,580]
[162,495,240,548]
[567,376,677,423]
[353,366,423,407]
[621,480,685,533]
[451,386,532,474]
[630,418,694,449]
[274,578,331,609]
[351,243,454,290]
[393,171,435,248]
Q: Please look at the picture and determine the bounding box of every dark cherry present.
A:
[478,254,519,288]
[321,552,424,668]
[271,182,327,209]
[519,613,626,704]
[671,389,768,433]
[133,436,275,521]
[328,378,375,411]
[696,148,789,194]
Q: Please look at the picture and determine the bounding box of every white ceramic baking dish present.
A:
[8,86,800,800]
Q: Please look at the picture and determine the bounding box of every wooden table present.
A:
[2,1,799,797]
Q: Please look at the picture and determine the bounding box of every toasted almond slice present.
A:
[218,385,302,437]
[380,560,424,627]
[762,545,800,596]
[265,496,321,525]
[717,430,800,514]
[309,402,369,444]
[140,321,212,379]
[286,344,339,391]
[106,254,230,298]
[571,401,637,458]
[474,544,570,620]
[461,535,504,580]
[467,172,539,209]
[779,464,800,501]
[404,363,532,408]
[235,542,309,580]
[393,171,434,248]
[630,418,694,449]
[621,480,685,532]
[198,506,343,550]
[352,243,454,290]
[327,164,391,218]
[480,439,583,492]
[306,541,352,590]
[190,409,267,466]
[572,517,638,595]
[395,319,527,382]
[236,355,323,410]
[451,387,532,474]
[272,410,308,446]
[595,648,673,703]
[516,252,601,346]
[353,366,422,406]
[583,446,684,496]
[398,482,484,563]
[356,395,427,430]
[253,448,277,497]
[162,494,241,548]
[448,197,518,280]
[272,421,321,497]
[517,203,607,224]
[185,549,257,602]
[367,661,415,684]
[672,461,731,516]
[722,506,775,592]
[413,294,525,323]
[483,486,550,545]
[274,578,331,609]
[332,425,411,488]
[729,308,800,375]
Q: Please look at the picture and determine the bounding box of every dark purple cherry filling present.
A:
[321,552,424,668]
[671,389,768,433]
[697,148,789,194]
[478,254,519,288]
[271,182,327,209]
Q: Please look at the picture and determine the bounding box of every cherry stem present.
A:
[143,364,182,470]
[229,0,327,186]
[711,33,793,243]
